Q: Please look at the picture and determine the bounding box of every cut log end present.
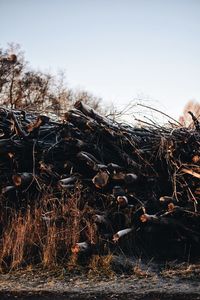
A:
[140,213,158,223]
[12,174,22,186]
[159,196,174,203]
[92,171,109,189]
[117,196,128,207]
[12,173,33,188]
[125,173,138,184]
[113,228,133,243]
[168,203,175,212]
[71,242,89,254]
[192,155,200,163]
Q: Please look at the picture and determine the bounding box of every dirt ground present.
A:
[0,258,200,300]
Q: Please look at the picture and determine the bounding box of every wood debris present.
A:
[0,101,200,262]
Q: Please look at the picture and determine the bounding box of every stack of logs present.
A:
[0,100,200,261]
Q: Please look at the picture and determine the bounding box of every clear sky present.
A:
[0,0,200,120]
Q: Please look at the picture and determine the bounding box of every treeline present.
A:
[1,44,199,125]
[0,43,102,116]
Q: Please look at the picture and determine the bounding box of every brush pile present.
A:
[0,101,200,266]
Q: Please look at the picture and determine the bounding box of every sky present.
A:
[0,0,200,120]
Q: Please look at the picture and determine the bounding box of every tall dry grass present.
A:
[0,185,97,271]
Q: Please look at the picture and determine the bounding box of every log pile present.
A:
[0,101,200,261]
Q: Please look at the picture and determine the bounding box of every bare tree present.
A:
[0,44,103,115]
[0,43,25,108]
[179,100,200,127]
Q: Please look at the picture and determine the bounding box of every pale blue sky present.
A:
[0,0,200,119]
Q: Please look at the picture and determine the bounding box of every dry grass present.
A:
[161,263,200,278]
[0,185,98,272]
[88,254,115,279]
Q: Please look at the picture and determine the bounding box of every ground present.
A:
[0,259,200,300]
